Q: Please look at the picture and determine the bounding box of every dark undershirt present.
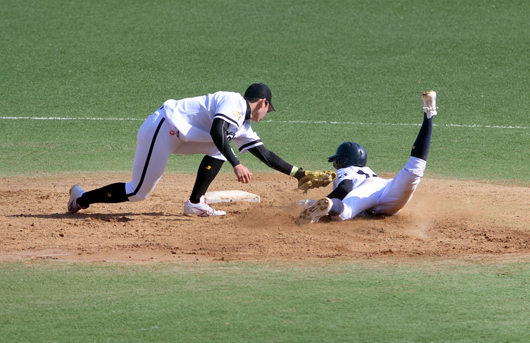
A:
[326,179,353,200]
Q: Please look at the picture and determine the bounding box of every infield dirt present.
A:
[1,172,530,262]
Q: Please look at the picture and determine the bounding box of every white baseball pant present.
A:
[124,109,226,202]
[334,157,426,220]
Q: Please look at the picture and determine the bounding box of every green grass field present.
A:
[1,0,530,341]
[2,0,530,180]
[2,260,530,342]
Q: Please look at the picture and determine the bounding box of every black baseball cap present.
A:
[244,83,275,112]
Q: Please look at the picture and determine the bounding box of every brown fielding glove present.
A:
[297,170,337,191]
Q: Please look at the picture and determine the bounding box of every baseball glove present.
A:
[297,170,337,191]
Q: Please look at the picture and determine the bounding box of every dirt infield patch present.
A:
[1,172,530,262]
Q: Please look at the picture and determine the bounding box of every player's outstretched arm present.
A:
[248,145,305,180]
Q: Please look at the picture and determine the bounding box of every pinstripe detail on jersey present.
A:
[238,139,262,152]
[213,114,240,128]
[127,117,165,197]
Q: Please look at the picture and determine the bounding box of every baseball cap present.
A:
[244,83,276,112]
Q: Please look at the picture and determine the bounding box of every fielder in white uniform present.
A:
[68,83,306,217]
[296,91,438,224]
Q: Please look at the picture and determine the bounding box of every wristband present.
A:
[290,166,299,177]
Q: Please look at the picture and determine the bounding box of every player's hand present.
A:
[234,164,252,183]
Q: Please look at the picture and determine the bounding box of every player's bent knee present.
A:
[404,157,427,177]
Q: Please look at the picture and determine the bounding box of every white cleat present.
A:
[184,195,226,217]
[421,90,438,119]
[67,185,87,213]
[296,197,332,225]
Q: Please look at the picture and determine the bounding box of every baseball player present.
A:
[68,83,306,217]
[296,91,438,224]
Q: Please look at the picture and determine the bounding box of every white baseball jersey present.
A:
[162,91,263,153]
[332,157,427,221]
[125,91,263,202]
[333,165,380,190]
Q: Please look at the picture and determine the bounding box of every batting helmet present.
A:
[328,142,367,169]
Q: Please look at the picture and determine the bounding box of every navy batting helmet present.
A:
[328,142,367,169]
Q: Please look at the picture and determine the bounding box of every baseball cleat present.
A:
[67,185,87,213]
[184,196,226,217]
[421,90,438,119]
[295,197,332,225]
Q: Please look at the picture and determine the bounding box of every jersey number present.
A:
[357,170,378,179]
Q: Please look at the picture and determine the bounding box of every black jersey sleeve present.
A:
[248,145,294,175]
[210,118,240,167]
[326,179,353,200]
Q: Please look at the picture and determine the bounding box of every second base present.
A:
[205,190,260,204]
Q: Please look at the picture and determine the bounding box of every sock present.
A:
[77,183,129,207]
[410,112,433,161]
[329,198,345,216]
[189,156,225,203]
